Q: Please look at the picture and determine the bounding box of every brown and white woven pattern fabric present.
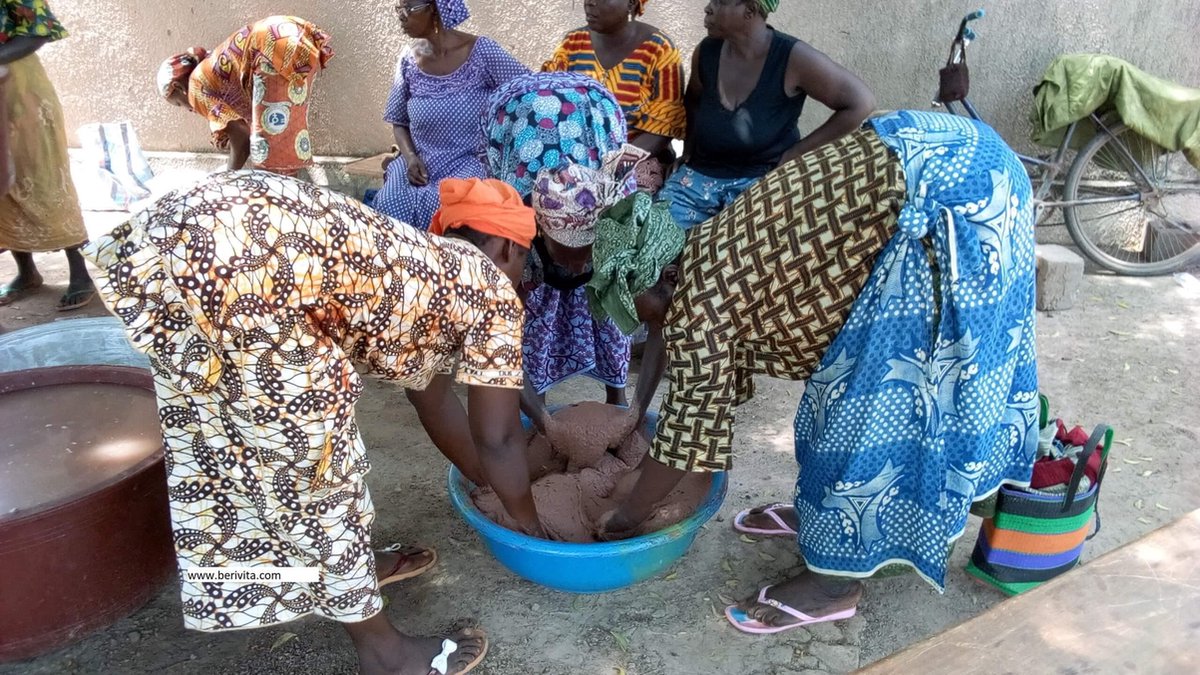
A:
[652,129,906,472]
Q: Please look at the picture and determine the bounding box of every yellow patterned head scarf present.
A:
[587,193,685,334]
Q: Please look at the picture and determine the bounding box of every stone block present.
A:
[808,642,860,673]
[1036,244,1084,311]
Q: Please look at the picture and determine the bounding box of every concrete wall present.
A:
[40,0,1200,157]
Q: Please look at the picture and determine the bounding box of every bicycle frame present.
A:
[937,27,1153,218]
[934,9,1199,274]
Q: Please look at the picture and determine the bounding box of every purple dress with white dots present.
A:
[374,36,528,229]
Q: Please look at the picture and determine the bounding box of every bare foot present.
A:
[736,571,861,629]
[359,630,488,675]
[740,503,800,533]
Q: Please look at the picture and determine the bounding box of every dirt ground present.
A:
[1,214,1198,674]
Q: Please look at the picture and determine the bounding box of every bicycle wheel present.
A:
[1063,122,1200,275]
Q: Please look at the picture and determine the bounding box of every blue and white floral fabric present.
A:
[793,111,1040,589]
[483,72,626,197]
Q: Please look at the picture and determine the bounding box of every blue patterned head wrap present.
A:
[434,0,470,29]
[483,72,627,197]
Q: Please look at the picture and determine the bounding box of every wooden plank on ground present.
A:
[858,509,1200,674]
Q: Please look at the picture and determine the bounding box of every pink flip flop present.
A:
[733,503,798,537]
[724,585,857,635]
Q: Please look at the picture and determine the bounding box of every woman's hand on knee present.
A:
[406,154,429,186]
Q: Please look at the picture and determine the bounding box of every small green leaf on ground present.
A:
[721,559,733,574]
[1156,503,1170,511]
[1141,470,1155,477]
[663,571,678,582]
[1115,438,1133,447]
[270,633,297,651]
[739,534,759,544]
[1122,458,1141,465]
[756,550,776,562]
[1134,499,1144,510]
[609,630,630,652]
[1137,517,1152,525]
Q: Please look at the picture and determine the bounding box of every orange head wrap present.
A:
[430,178,535,249]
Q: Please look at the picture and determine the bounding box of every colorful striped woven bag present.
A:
[966,397,1113,595]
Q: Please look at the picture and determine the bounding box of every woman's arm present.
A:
[223,119,251,171]
[630,131,672,157]
[777,41,875,166]
[391,124,428,185]
[631,320,667,423]
[679,48,704,166]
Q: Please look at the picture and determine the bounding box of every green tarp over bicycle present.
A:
[1030,53,1200,170]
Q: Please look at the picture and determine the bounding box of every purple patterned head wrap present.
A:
[434,0,470,29]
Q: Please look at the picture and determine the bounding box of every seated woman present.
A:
[86,172,540,675]
[543,0,685,192]
[157,16,334,175]
[373,0,529,230]
[660,0,875,229]
[594,110,1039,631]
[484,71,634,415]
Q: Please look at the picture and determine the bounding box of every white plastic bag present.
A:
[75,121,154,211]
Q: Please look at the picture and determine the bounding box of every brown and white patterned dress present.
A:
[84,170,523,631]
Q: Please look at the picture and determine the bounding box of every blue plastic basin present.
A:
[447,411,727,593]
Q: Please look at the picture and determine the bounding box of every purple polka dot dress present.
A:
[374,37,528,230]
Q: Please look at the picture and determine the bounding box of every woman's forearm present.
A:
[633,322,668,420]
[780,105,873,165]
[630,131,672,158]
[392,125,419,159]
[226,136,250,170]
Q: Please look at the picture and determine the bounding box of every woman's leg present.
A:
[658,165,721,230]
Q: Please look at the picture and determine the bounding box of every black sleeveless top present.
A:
[688,30,807,179]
